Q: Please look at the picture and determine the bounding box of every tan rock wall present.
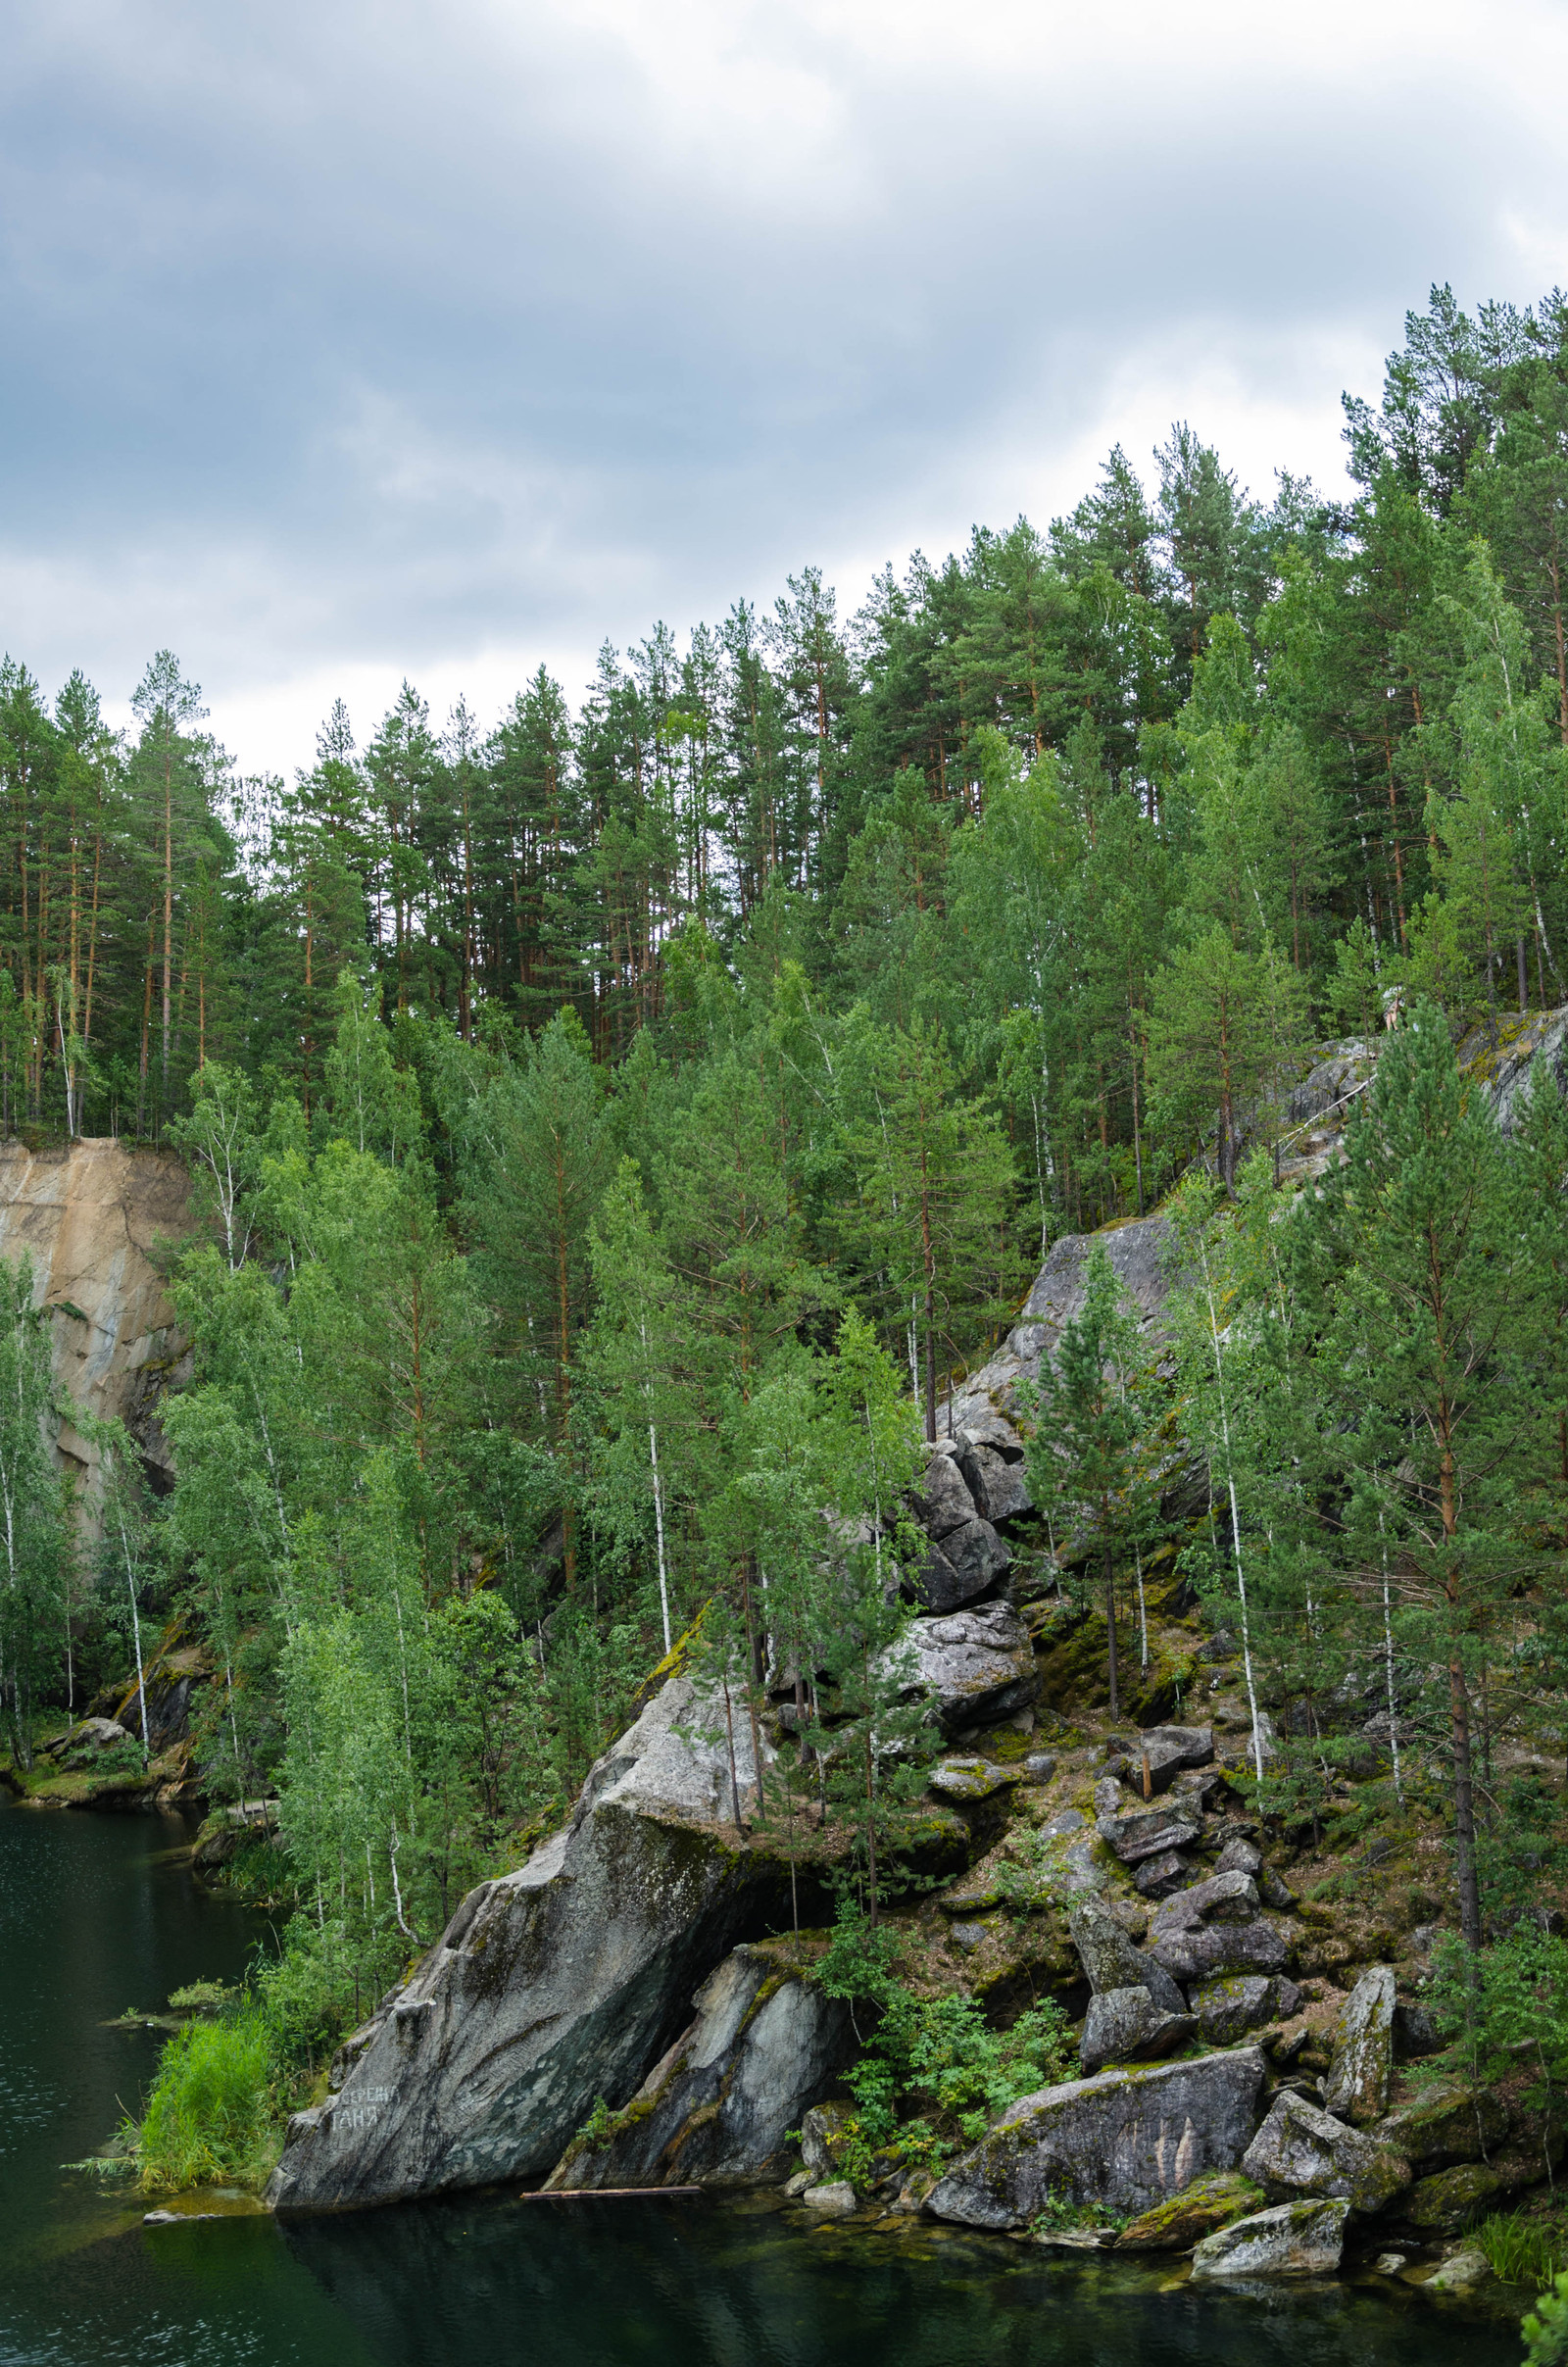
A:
[0,1138,197,1495]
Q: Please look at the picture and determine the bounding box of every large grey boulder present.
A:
[936,1517,1011,1603]
[956,1441,1033,1525]
[907,1534,971,1614]
[1104,1727,1214,1798]
[1374,2080,1509,2168]
[926,2048,1267,2229]
[1324,1965,1396,2126]
[1097,1803,1202,1865]
[267,1676,784,2212]
[1242,2091,1411,2213]
[912,1448,977,1539]
[544,1941,850,2190]
[1145,1876,1287,1985]
[1067,1899,1188,2017]
[882,1603,1036,1732]
[1079,1986,1195,2076]
[1191,2198,1350,2279]
[1192,1974,1302,2046]
[1149,1870,1260,1931]
[1134,1850,1194,1899]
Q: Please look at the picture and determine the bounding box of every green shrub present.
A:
[135,2011,276,2191]
[816,1900,1074,2188]
[1524,2268,1568,2367]
[1481,2212,1565,2290]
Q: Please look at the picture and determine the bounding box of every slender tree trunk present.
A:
[1102,1538,1120,1717]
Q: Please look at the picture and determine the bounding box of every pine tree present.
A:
[1024,1244,1163,1717]
[1286,1004,1546,1952]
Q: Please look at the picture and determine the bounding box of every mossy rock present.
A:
[1116,2172,1264,2251]
[1401,2160,1503,2233]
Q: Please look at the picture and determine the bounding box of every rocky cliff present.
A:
[0,1137,195,1497]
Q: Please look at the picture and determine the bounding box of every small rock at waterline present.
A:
[1422,2247,1491,2294]
[1372,2253,1407,2276]
[802,2182,857,2218]
[1191,2197,1349,2280]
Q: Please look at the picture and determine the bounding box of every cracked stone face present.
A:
[926,2049,1267,2229]
[267,1678,789,2212]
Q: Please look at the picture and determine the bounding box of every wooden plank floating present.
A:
[518,2186,704,2201]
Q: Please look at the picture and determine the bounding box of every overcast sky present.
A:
[4,0,1566,778]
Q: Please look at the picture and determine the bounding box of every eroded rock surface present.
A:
[1191,2198,1349,2279]
[926,2048,1266,2229]
[544,1940,850,2190]
[0,1138,195,1499]
[1242,2091,1411,2213]
[267,1678,785,2212]
[1323,1964,1396,2126]
[1078,1985,1194,2075]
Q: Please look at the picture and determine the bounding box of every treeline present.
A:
[6,284,1568,1219]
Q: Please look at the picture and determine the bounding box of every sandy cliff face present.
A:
[0,1138,196,1492]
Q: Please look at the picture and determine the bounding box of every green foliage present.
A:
[134,2011,276,2192]
[167,1980,235,2017]
[1427,1926,1568,2126]
[1526,2268,1568,2365]
[1480,2212,1566,2290]
[815,1902,1073,2186]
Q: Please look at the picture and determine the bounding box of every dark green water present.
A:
[0,1796,1524,2367]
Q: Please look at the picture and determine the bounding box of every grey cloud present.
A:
[0,0,1560,734]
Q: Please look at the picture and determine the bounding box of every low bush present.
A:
[815,1902,1074,2188]
[134,2010,277,2191]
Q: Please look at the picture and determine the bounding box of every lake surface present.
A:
[0,1795,1526,2367]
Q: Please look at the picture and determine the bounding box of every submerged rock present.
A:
[925,2048,1267,2230]
[1323,1965,1396,2126]
[1241,2091,1411,2212]
[1078,1986,1195,2075]
[802,2180,857,2218]
[1190,2197,1349,2279]
[543,1940,851,2190]
[1422,2245,1492,2293]
[267,1677,789,2212]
